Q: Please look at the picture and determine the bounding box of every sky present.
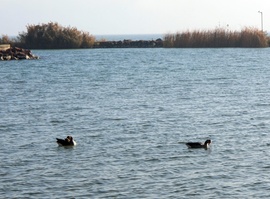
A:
[1,0,269,36]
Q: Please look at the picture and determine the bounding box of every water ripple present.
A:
[1,48,270,198]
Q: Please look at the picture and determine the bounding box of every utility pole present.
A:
[258,11,263,31]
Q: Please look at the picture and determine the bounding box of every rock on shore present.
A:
[0,47,39,61]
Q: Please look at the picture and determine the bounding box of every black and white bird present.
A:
[56,136,76,146]
[186,139,211,149]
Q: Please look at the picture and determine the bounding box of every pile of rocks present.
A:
[94,39,163,48]
[0,47,39,61]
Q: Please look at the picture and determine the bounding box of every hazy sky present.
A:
[1,0,269,36]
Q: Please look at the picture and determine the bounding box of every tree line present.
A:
[1,23,270,48]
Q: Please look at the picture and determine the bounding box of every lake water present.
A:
[1,48,270,198]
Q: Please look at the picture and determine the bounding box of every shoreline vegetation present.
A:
[0,22,269,50]
[164,28,269,48]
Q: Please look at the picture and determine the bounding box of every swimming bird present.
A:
[56,136,76,146]
[186,139,211,149]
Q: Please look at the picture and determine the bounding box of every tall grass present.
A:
[164,27,269,48]
[17,22,95,49]
[0,35,20,46]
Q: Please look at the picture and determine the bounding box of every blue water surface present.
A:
[1,48,270,198]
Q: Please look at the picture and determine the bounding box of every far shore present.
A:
[93,39,163,48]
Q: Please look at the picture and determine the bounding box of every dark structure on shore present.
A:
[0,46,39,61]
[94,39,163,48]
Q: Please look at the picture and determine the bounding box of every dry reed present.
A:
[164,28,269,48]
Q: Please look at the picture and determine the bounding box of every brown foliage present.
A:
[164,28,269,48]
[0,35,20,46]
[18,22,95,49]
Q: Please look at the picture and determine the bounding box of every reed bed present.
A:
[1,22,95,49]
[164,28,269,48]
